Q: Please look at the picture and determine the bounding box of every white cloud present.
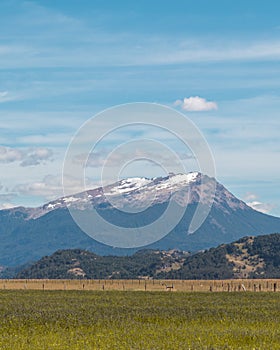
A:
[14,175,63,199]
[246,201,275,214]
[244,193,275,214]
[0,146,23,163]
[175,96,218,112]
[0,202,16,210]
[20,148,53,167]
[13,174,98,201]
[0,146,53,166]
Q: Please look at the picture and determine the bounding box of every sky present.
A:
[0,0,279,216]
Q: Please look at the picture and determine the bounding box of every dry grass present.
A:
[0,278,279,292]
[225,238,265,278]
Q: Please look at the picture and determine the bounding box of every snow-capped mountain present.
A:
[30,172,201,217]
[28,172,246,219]
[1,172,280,266]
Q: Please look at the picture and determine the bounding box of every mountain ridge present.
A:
[14,233,280,280]
[7,172,249,219]
[1,172,280,266]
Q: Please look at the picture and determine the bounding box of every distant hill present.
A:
[15,233,280,280]
[1,173,280,267]
[165,233,280,279]
[15,249,190,279]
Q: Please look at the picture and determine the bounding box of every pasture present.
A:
[0,278,279,292]
[0,290,279,349]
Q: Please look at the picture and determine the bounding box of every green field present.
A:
[0,291,279,349]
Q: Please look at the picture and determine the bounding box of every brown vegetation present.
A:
[0,278,279,292]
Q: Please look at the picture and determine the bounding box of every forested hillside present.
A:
[15,233,280,280]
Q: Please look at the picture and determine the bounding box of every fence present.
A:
[0,279,279,292]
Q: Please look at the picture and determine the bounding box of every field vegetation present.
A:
[0,290,279,349]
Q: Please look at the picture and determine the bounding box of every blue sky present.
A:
[0,0,279,216]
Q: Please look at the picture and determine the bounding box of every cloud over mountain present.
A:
[244,192,275,214]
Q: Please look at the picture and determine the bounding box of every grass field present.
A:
[0,290,279,349]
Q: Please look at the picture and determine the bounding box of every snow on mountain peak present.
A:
[28,172,202,219]
[104,172,200,196]
[104,177,152,196]
[166,172,199,185]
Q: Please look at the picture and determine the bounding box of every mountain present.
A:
[15,233,280,280]
[1,172,280,267]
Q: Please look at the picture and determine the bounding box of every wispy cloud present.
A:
[175,96,218,112]
[1,2,280,69]
[0,91,9,102]
[73,148,194,169]
[0,91,20,103]
[2,39,280,69]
